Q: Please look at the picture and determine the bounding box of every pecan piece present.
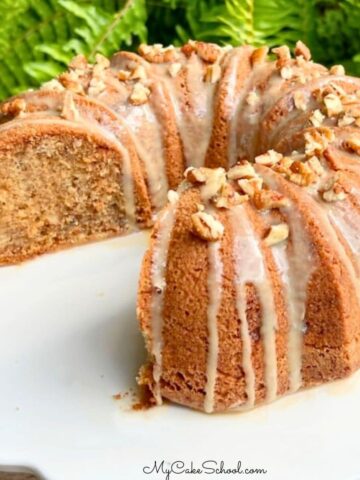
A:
[264,223,289,246]
[191,211,224,241]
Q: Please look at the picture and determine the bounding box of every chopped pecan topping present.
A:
[130,65,147,80]
[1,98,27,117]
[59,70,85,95]
[272,45,291,68]
[322,189,346,202]
[294,41,311,61]
[69,55,88,71]
[168,63,182,78]
[185,167,227,201]
[129,82,151,105]
[238,177,263,197]
[252,189,290,210]
[40,79,65,92]
[167,190,179,204]
[93,54,110,76]
[329,82,347,99]
[182,41,221,63]
[293,90,308,111]
[200,168,227,199]
[338,114,356,127]
[272,156,294,175]
[320,175,346,202]
[295,55,307,67]
[88,77,106,96]
[191,211,224,241]
[280,66,293,80]
[309,109,325,127]
[296,72,307,84]
[343,135,360,154]
[329,64,345,76]
[181,42,194,58]
[204,63,221,83]
[184,167,207,184]
[213,183,248,209]
[324,93,343,117]
[255,149,283,166]
[288,160,317,186]
[138,43,176,63]
[304,128,335,157]
[290,150,307,161]
[118,70,131,81]
[307,156,325,176]
[227,161,256,180]
[250,46,269,66]
[264,223,289,246]
[246,91,259,106]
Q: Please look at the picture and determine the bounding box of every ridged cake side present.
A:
[137,146,360,412]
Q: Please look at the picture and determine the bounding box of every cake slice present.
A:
[0,91,152,264]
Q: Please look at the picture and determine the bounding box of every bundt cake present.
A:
[1,40,360,413]
[1,40,358,264]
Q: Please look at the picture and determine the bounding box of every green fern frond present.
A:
[1,0,360,100]
[0,0,146,99]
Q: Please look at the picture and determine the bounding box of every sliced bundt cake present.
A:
[1,40,359,264]
[0,39,359,413]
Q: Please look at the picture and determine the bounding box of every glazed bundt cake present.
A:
[1,40,360,412]
[1,40,358,264]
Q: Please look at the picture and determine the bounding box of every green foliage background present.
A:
[0,0,359,100]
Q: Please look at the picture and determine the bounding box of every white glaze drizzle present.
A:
[225,52,241,166]
[258,168,316,392]
[118,102,169,209]
[271,221,313,392]
[231,205,278,403]
[327,198,360,260]
[157,52,218,168]
[116,143,137,229]
[231,208,256,407]
[316,208,360,305]
[260,166,360,391]
[299,174,360,303]
[150,200,178,404]
[204,239,223,413]
[224,47,253,166]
